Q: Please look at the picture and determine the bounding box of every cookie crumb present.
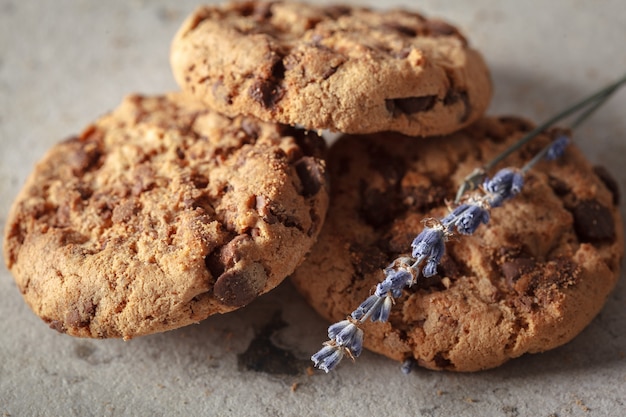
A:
[574,396,590,412]
[290,382,300,392]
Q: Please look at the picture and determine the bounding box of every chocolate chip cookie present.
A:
[170,1,492,136]
[291,116,623,371]
[3,92,328,339]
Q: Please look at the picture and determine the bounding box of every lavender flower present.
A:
[352,294,389,322]
[545,135,570,160]
[328,320,364,357]
[400,358,415,375]
[311,319,364,372]
[311,344,344,373]
[410,225,447,278]
[483,168,524,206]
[442,201,490,235]
[375,268,413,296]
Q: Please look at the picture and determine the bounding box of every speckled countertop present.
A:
[1,1,625,416]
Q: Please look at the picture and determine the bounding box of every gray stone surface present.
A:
[1,1,625,416]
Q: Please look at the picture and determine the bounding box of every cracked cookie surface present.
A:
[170,0,492,136]
[4,92,328,339]
[291,116,623,371]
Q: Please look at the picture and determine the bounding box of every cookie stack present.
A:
[4,1,622,373]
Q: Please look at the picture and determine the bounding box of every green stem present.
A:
[454,72,626,203]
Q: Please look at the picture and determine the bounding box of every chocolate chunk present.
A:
[386,95,437,116]
[75,182,93,200]
[214,262,268,307]
[424,20,458,36]
[184,194,215,214]
[281,126,327,159]
[190,172,209,189]
[64,137,102,176]
[295,156,324,197]
[265,202,303,230]
[48,320,66,333]
[382,22,417,37]
[205,249,225,279]
[548,175,571,197]
[593,165,620,205]
[572,199,615,242]
[424,19,467,44]
[443,90,470,122]
[249,56,286,109]
[501,258,536,284]
[65,300,96,328]
[255,195,278,224]
[324,5,352,19]
[238,1,273,20]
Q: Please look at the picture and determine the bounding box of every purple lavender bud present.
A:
[483,168,524,203]
[422,259,439,277]
[411,227,445,260]
[545,135,570,160]
[351,295,379,320]
[391,288,403,298]
[375,269,412,297]
[371,296,393,323]
[450,203,490,235]
[328,320,351,340]
[329,320,364,357]
[401,358,415,375]
[311,345,344,373]
[339,326,363,357]
[487,193,504,208]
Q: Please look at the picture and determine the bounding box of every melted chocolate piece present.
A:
[213,262,268,307]
[386,95,437,116]
[249,57,286,109]
[295,156,324,197]
[572,199,615,242]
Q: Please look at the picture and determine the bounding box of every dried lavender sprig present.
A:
[311,167,525,373]
[455,73,626,202]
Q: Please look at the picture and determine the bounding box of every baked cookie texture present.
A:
[3,93,329,339]
[291,116,623,372]
[170,0,492,136]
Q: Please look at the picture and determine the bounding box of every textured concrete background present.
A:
[1,1,625,416]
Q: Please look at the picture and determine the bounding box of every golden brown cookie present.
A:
[4,93,329,339]
[170,1,492,136]
[291,116,623,372]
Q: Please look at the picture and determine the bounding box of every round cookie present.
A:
[3,92,329,340]
[170,1,492,136]
[291,116,623,372]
